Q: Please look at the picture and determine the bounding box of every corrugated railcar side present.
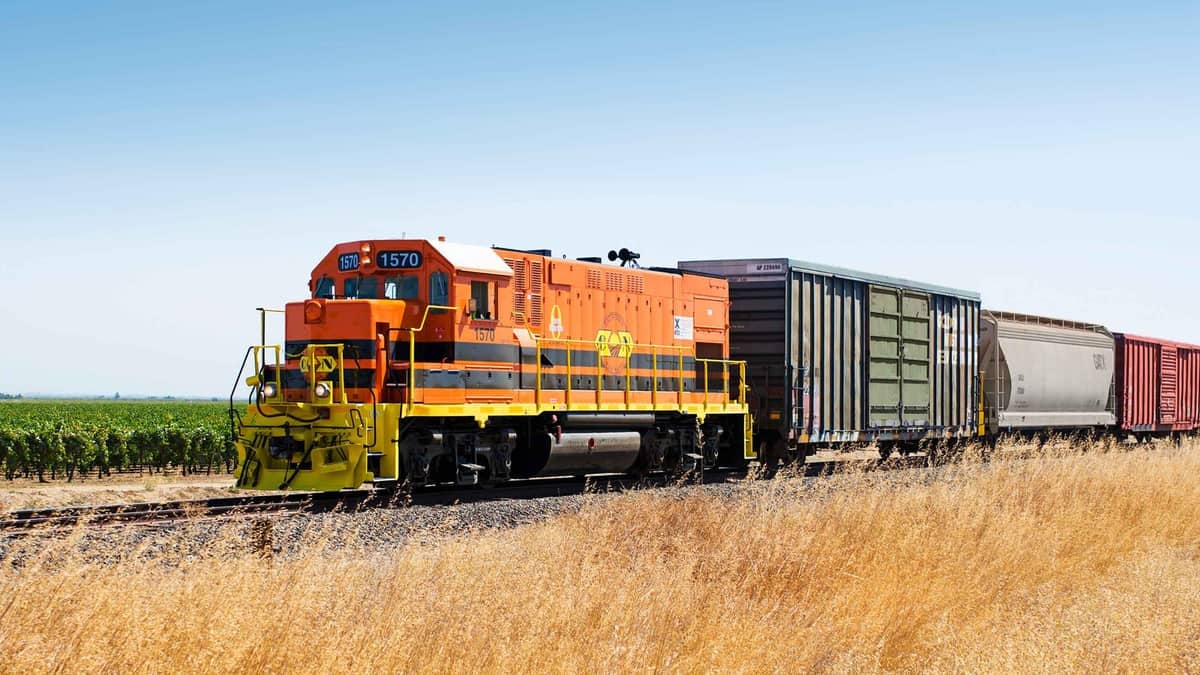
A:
[679,257,980,454]
[1115,334,1200,434]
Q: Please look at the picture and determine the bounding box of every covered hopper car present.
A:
[979,311,1116,435]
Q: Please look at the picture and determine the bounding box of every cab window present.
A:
[430,271,449,307]
[342,277,379,299]
[314,276,335,299]
[384,275,419,300]
[469,280,495,320]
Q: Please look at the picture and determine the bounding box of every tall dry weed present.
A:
[1,437,1198,673]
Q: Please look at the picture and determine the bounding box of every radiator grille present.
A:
[506,258,528,323]
[529,260,544,325]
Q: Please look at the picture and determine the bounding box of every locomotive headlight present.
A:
[314,382,331,399]
[261,382,278,398]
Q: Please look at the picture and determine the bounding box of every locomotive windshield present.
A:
[313,273,422,300]
[344,277,377,299]
[385,275,419,300]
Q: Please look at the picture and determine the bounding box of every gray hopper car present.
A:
[678,258,981,459]
[979,311,1116,434]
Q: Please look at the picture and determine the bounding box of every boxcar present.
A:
[979,311,1116,434]
[1115,334,1200,435]
[678,257,980,457]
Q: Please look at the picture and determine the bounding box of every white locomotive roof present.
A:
[429,239,514,277]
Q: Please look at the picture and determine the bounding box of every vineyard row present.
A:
[0,422,235,482]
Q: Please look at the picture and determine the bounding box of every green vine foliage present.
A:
[0,401,236,481]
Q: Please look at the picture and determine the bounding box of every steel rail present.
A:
[0,490,377,532]
[0,455,925,535]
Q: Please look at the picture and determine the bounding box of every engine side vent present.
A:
[605,272,622,291]
[529,260,544,325]
[627,275,644,294]
[587,269,602,289]
[507,258,528,323]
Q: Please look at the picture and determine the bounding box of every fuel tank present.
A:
[513,431,643,478]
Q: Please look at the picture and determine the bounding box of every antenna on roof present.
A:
[607,248,641,268]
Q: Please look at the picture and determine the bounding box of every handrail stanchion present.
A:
[307,345,316,394]
[535,341,543,407]
[337,344,346,404]
[651,347,658,408]
[596,340,604,406]
[678,346,685,411]
[407,331,415,417]
[722,360,729,411]
[565,339,572,408]
[624,348,631,407]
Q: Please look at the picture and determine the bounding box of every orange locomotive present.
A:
[233,238,752,491]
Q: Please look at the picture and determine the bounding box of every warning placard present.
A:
[673,316,694,340]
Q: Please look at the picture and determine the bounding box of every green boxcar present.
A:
[678,258,980,452]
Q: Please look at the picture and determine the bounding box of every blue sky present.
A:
[1,1,1198,396]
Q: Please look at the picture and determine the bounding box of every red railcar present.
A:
[1115,334,1200,434]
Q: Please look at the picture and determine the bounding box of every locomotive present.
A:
[232,238,752,491]
[232,238,1199,492]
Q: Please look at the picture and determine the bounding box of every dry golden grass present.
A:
[2,437,1199,673]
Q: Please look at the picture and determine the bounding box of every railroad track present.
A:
[0,491,379,532]
[0,455,924,535]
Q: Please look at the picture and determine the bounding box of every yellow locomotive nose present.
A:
[236,411,375,491]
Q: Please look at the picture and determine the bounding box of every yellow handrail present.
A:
[392,314,748,416]
[651,346,658,408]
[696,358,747,411]
[403,304,459,416]
[528,335,747,413]
[254,307,285,346]
[531,336,691,409]
[300,343,347,404]
[251,345,283,394]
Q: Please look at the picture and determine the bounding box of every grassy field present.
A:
[2,437,1198,673]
